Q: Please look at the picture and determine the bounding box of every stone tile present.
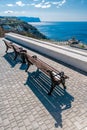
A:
[12,126,19,130]
[40,124,48,130]
[3,118,10,126]
[32,121,39,129]
[10,121,17,128]
[23,118,30,127]
[19,126,26,130]
[0,127,4,130]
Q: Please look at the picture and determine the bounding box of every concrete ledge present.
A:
[5,32,87,72]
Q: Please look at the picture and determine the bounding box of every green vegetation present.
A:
[79,43,85,49]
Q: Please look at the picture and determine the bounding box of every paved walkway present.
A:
[0,38,87,130]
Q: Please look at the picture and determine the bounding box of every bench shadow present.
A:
[20,63,28,70]
[3,52,22,67]
[25,71,74,128]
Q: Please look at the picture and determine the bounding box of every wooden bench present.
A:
[11,44,27,62]
[3,39,13,53]
[23,53,69,95]
[3,39,27,63]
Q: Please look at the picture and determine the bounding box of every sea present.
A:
[29,21,87,45]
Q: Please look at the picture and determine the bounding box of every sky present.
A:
[0,0,87,21]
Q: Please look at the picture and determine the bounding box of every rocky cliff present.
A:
[0,16,47,39]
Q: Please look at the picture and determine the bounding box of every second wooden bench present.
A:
[23,52,69,95]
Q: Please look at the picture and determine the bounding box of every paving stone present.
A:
[19,126,26,130]
[17,121,24,128]
[7,113,14,121]
[3,118,10,126]
[23,118,30,127]
[29,115,35,122]
[0,117,2,124]
[84,127,87,130]
[0,127,4,130]
[40,124,48,130]
[4,127,12,130]
[10,121,17,128]
[74,121,84,130]
[12,126,19,130]
[32,121,39,129]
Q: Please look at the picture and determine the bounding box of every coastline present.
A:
[40,38,87,51]
[30,21,87,45]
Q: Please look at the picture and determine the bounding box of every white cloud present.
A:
[16,1,25,7]
[34,0,51,8]
[5,0,66,9]
[35,3,51,8]
[62,0,66,4]
[45,2,50,5]
[33,0,66,8]
[52,2,59,5]
[4,10,13,14]
[42,4,51,8]
[35,3,42,8]
[57,0,66,8]
[6,4,14,7]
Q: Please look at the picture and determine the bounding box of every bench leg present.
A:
[14,52,18,60]
[48,82,56,95]
[36,68,39,74]
[62,83,66,89]
[61,79,66,89]
[5,46,8,53]
[35,69,39,77]
[25,62,31,72]
[20,53,26,63]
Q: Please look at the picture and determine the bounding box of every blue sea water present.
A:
[30,21,87,44]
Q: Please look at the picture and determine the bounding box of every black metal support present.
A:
[25,62,31,72]
[48,82,56,95]
[5,46,8,53]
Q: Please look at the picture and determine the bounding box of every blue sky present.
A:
[0,0,87,21]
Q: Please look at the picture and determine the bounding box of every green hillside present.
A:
[0,16,47,39]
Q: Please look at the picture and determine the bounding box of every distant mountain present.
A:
[17,17,41,22]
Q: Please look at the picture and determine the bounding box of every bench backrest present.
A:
[3,39,12,48]
[11,44,23,53]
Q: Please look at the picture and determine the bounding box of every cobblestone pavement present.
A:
[0,38,87,130]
